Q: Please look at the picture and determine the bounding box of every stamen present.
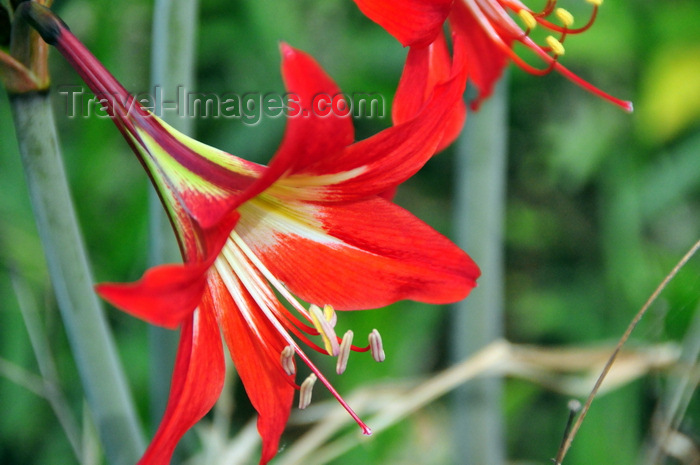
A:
[518,10,537,31]
[336,330,354,375]
[280,345,296,376]
[586,0,602,6]
[546,35,566,56]
[323,304,337,328]
[219,235,372,433]
[369,329,386,363]
[298,373,317,409]
[555,8,574,28]
[310,304,340,356]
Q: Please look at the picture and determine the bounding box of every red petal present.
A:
[450,2,509,111]
[435,86,467,152]
[274,38,468,200]
[198,211,241,262]
[96,213,238,328]
[241,196,480,309]
[208,271,295,464]
[137,307,225,465]
[393,32,451,124]
[352,0,452,47]
[56,27,262,234]
[96,262,209,328]
[232,44,355,209]
[393,32,467,152]
[139,128,257,232]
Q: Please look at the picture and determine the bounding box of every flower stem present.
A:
[450,75,508,465]
[148,0,199,440]
[9,91,145,465]
[11,272,83,461]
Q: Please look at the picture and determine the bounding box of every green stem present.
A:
[11,272,83,461]
[150,0,198,134]
[450,76,508,465]
[9,91,145,465]
[147,0,199,441]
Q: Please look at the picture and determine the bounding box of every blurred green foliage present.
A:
[1,0,699,464]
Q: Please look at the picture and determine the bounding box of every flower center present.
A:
[214,230,382,435]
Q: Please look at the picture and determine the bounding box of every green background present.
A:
[1,0,699,464]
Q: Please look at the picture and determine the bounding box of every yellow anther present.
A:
[280,345,296,376]
[555,8,574,28]
[298,373,317,409]
[586,0,603,6]
[368,329,386,363]
[310,304,339,356]
[546,35,565,56]
[323,304,337,327]
[336,330,354,375]
[518,9,537,31]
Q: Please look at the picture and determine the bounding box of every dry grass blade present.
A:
[0,356,46,396]
[277,341,510,465]
[655,430,700,464]
[183,338,681,465]
[188,419,260,465]
[553,238,700,465]
[277,341,679,465]
[644,301,700,465]
[509,343,679,396]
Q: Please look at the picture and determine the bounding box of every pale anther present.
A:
[280,345,296,376]
[518,10,537,31]
[586,0,602,6]
[546,35,565,56]
[368,329,386,363]
[555,8,574,28]
[310,304,340,356]
[298,373,317,409]
[336,330,354,375]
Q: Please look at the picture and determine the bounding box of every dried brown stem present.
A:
[553,239,700,464]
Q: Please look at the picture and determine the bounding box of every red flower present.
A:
[356,0,633,113]
[41,13,479,465]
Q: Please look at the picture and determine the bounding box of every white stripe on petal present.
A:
[236,195,345,249]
